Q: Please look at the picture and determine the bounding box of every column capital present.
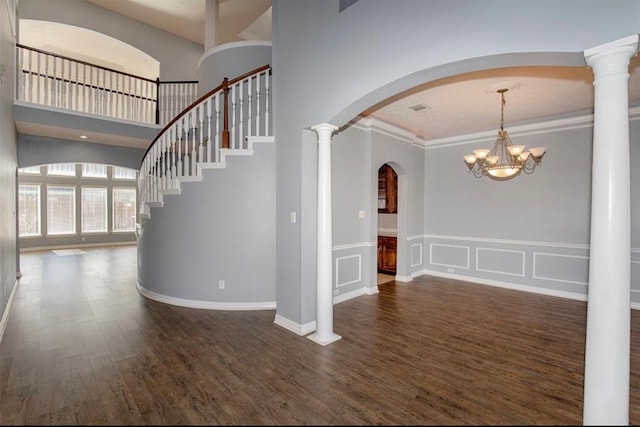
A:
[584,34,638,68]
[311,123,339,135]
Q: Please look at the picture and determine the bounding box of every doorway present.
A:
[377,163,397,285]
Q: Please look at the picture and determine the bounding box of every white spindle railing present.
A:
[157,81,199,126]
[138,65,272,218]
[17,44,160,124]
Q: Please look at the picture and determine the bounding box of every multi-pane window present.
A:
[82,163,107,178]
[47,185,76,235]
[113,166,137,180]
[81,187,107,233]
[47,163,76,177]
[18,184,41,236]
[113,188,136,232]
[19,164,137,243]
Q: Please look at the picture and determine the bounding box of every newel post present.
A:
[222,77,230,148]
[155,77,161,125]
[308,123,342,346]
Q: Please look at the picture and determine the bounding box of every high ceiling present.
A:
[85,0,272,45]
[19,0,640,144]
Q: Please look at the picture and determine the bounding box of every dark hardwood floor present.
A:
[2,245,640,425]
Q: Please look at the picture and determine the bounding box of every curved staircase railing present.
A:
[138,65,272,218]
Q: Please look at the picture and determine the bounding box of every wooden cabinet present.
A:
[377,235,397,275]
[377,164,397,213]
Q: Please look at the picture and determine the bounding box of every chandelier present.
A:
[463,88,546,180]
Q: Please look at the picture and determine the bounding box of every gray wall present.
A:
[197,41,272,96]
[0,0,18,334]
[18,134,146,170]
[422,115,594,299]
[18,0,204,80]
[271,0,640,329]
[137,140,276,308]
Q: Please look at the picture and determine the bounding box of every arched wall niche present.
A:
[19,19,160,80]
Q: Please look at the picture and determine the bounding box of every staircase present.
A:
[138,65,273,218]
[16,43,273,222]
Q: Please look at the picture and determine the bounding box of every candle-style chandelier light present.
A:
[463,88,546,180]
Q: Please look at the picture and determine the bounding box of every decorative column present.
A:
[308,123,342,346]
[583,34,638,426]
[204,0,219,52]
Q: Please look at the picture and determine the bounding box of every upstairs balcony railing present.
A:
[16,44,198,125]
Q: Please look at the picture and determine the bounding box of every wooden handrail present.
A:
[142,64,271,163]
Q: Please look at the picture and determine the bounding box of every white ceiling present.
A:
[19,0,640,144]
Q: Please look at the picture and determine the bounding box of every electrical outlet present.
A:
[358,210,365,219]
[333,289,339,296]
[219,280,225,289]
[447,268,454,273]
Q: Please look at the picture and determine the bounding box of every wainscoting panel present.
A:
[411,243,423,267]
[429,243,470,270]
[422,235,592,301]
[533,252,589,286]
[336,253,362,288]
[476,248,525,277]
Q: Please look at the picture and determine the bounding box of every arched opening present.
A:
[377,162,398,285]
[19,20,160,79]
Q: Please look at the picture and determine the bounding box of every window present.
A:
[113,166,137,180]
[19,165,41,175]
[18,184,41,236]
[81,187,107,233]
[47,163,76,177]
[47,186,76,235]
[82,163,107,178]
[113,188,136,232]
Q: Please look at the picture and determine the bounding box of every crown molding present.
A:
[349,106,640,151]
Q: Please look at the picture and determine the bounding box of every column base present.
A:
[307,332,342,346]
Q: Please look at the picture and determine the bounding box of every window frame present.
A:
[112,186,137,233]
[46,185,77,236]
[81,186,108,234]
[18,183,41,237]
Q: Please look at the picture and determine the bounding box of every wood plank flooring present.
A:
[2,245,640,425]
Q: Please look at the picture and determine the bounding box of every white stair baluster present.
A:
[215,92,220,163]
[190,110,197,176]
[170,126,177,188]
[198,104,204,164]
[231,84,236,149]
[255,72,261,136]
[206,97,213,163]
[247,76,252,137]
[239,80,244,148]
[177,119,184,178]
[161,133,168,191]
[265,71,270,136]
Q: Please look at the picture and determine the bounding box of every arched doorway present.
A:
[377,162,397,284]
